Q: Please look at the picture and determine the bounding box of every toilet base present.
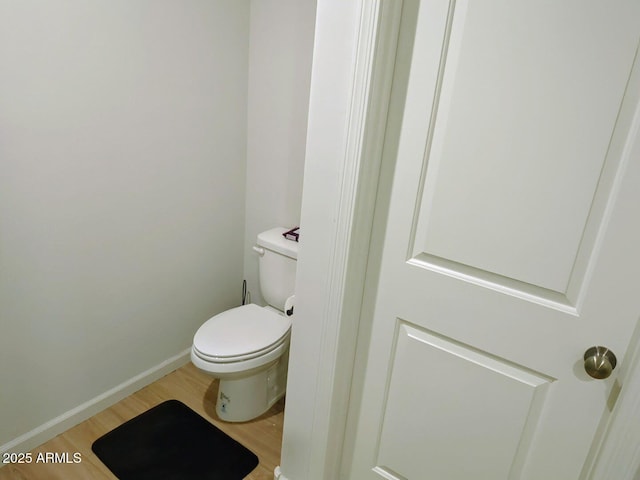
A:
[215,350,288,422]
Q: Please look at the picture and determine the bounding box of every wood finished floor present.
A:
[0,362,284,480]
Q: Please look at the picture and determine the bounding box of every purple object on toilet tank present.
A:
[282,227,299,242]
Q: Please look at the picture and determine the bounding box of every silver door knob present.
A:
[584,346,617,379]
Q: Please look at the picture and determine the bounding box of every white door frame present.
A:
[276,1,640,479]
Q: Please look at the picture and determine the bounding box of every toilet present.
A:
[191,227,298,422]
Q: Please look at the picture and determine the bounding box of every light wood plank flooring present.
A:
[0,362,284,480]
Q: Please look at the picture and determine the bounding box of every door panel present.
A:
[345,0,640,479]
[413,1,638,294]
[375,321,552,480]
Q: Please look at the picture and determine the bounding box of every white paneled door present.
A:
[346,1,640,479]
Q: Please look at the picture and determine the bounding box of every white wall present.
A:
[0,0,249,448]
[243,0,316,305]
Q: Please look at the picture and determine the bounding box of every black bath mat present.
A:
[91,399,259,480]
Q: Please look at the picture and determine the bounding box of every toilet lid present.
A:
[193,304,291,359]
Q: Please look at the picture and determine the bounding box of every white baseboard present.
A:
[274,465,289,480]
[0,348,191,458]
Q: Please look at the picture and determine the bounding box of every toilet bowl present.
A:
[191,227,298,422]
[191,303,292,422]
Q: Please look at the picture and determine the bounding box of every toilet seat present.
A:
[192,304,291,364]
[193,332,289,364]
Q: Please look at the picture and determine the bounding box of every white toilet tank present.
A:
[256,227,298,311]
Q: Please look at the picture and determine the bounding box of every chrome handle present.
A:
[584,346,617,379]
[252,246,265,256]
